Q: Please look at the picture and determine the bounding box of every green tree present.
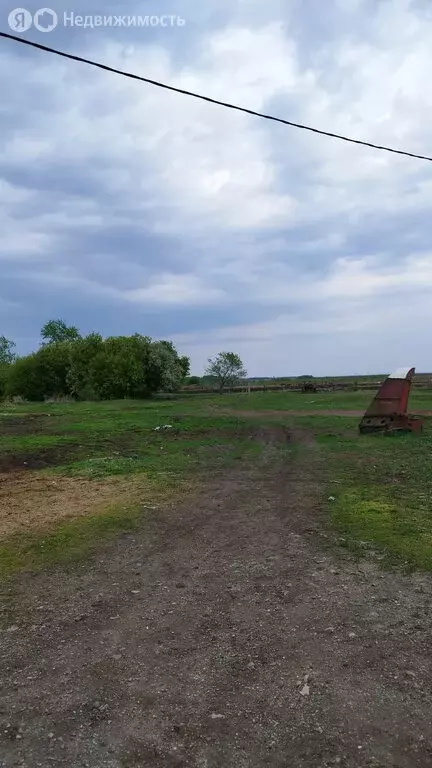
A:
[179,355,190,379]
[68,334,189,400]
[187,376,201,386]
[0,335,16,365]
[41,319,81,345]
[205,352,247,391]
[67,333,104,400]
[0,366,7,399]
[88,335,152,400]
[0,336,16,399]
[6,343,71,401]
[5,330,189,402]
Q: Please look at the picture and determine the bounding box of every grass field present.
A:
[1,388,432,577]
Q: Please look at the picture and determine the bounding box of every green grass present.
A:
[306,417,432,571]
[0,503,148,579]
[0,433,81,452]
[215,388,432,412]
[54,434,261,478]
[0,399,263,578]
[2,392,432,575]
[0,403,254,471]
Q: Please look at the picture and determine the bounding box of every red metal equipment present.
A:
[359,367,423,434]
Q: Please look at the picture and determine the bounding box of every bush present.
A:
[68,334,190,401]
[0,364,9,400]
[5,343,71,401]
[4,333,190,402]
[67,333,104,400]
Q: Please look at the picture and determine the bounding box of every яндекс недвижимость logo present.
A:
[8,7,58,33]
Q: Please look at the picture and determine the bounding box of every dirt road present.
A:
[1,427,432,767]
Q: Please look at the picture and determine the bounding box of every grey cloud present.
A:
[1,0,432,374]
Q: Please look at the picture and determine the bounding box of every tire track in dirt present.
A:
[1,426,432,768]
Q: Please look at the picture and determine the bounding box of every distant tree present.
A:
[5,329,189,402]
[179,355,191,380]
[41,319,81,345]
[68,333,189,400]
[0,337,17,399]
[147,340,190,394]
[205,352,247,391]
[0,367,7,399]
[187,376,201,386]
[0,335,16,365]
[158,342,190,382]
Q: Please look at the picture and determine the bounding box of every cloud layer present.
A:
[1,0,432,375]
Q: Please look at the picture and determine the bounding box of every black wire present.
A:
[1,30,432,163]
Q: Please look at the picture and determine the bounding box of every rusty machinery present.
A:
[301,381,317,393]
[359,367,423,435]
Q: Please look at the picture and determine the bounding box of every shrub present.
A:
[5,343,71,401]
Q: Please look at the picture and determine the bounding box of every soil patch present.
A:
[1,427,432,766]
[0,427,257,475]
[0,444,79,473]
[0,472,162,539]
[0,414,51,436]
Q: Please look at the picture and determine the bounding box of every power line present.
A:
[1,30,432,163]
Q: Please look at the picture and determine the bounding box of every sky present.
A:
[1,0,432,376]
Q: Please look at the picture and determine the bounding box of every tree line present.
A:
[0,320,190,401]
[0,322,247,401]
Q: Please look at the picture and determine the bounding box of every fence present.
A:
[181,376,432,395]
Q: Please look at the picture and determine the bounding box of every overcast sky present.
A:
[1,0,432,376]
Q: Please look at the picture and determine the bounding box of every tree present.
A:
[41,319,81,345]
[158,343,190,381]
[87,334,152,400]
[0,335,16,365]
[0,337,17,399]
[67,333,104,400]
[5,343,71,401]
[68,334,189,400]
[146,340,189,395]
[179,355,190,380]
[205,352,247,391]
[4,329,189,402]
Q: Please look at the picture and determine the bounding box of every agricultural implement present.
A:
[359,367,423,435]
[301,381,317,393]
